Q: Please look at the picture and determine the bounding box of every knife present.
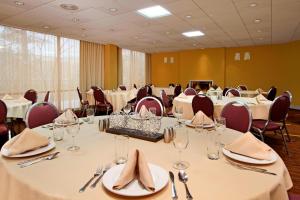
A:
[18,152,60,168]
[169,171,178,200]
[17,152,59,165]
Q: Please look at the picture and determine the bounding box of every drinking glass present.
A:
[173,106,183,127]
[173,127,190,170]
[66,120,80,151]
[86,108,95,124]
[114,135,129,164]
[123,103,132,115]
[207,131,219,160]
[215,117,226,147]
[53,121,64,141]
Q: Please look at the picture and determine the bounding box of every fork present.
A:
[90,164,111,188]
[79,167,103,193]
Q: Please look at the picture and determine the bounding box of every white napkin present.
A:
[2,94,14,100]
[216,87,222,91]
[256,94,268,103]
[191,111,213,125]
[227,92,234,98]
[18,96,29,102]
[255,88,264,94]
[86,89,93,94]
[55,109,77,124]
[208,87,215,91]
[198,91,204,95]
[139,105,150,118]
[177,93,187,99]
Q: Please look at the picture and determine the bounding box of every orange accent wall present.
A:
[151,40,300,105]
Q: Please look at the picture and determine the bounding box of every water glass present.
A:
[207,132,219,160]
[173,106,183,127]
[173,127,189,170]
[123,103,131,114]
[114,135,129,164]
[65,120,80,151]
[215,117,226,147]
[86,108,95,124]
[53,122,64,141]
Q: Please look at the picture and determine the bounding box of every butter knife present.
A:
[169,171,178,200]
[19,152,60,168]
[17,152,59,165]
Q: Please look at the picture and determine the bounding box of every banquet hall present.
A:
[0,0,300,199]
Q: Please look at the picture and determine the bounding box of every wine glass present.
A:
[173,106,183,127]
[173,127,190,170]
[66,120,80,151]
[123,103,132,115]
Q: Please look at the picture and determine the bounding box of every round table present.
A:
[2,99,32,119]
[173,95,272,120]
[0,117,292,200]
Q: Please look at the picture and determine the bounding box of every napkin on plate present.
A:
[227,92,235,98]
[198,91,204,95]
[113,149,155,191]
[177,93,187,99]
[191,111,213,125]
[55,109,77,124]
[216,87,222,91]
[2,128,49,156]
[256,88,264,94]
[225,132,273,160]
[2,94,14,100]
[139,105,150,118]
[256,94,268,103]
[208,87,215,91]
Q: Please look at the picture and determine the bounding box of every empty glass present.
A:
[53,122,64,141]
[123,103,131,115]
[173,106,183,127]
[215,117,226,147]
[207,132,219,160]
[114,135,129,164]
[66,120,80,151]
[86,108,95,124]
[173,127,190,170]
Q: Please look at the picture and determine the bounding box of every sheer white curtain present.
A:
[0,25,79,110]
[121,49,146,88]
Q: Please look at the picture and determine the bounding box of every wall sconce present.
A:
[164,57,168,63]
[170,57,174,63]
[234,53,240,61]
[244,52,251,60]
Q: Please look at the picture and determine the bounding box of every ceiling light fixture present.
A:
[72,18,80,22]
[165,31,170,35]
[60,4,79,11]
[43,25,49,29]
[254,19,261,23]
[109,8,118,12]
[185,15,192,19]
[250,3,257,7]
[14,1,24,6]
[257,29,262,33]
[137,5,171,18]
[182,30,204,37]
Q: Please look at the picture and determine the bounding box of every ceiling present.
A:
[0,0,300,53]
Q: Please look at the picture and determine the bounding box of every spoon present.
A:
[178,170,193,200]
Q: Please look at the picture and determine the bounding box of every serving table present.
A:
[0,116,292,200]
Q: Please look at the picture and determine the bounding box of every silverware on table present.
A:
[178,170,193,200]
[90,164,111,188]
[79,167,103,193]
[169,171,178,200]
[18,152,60,168]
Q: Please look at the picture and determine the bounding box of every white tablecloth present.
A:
[152,87,174,97]
[86,89,137,112]
[2,99,32,119]
[0,116,292,200]
[173,95,272,120]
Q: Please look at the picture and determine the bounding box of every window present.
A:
[0,25,80,110]
[121,49,146,88]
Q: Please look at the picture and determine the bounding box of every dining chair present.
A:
[184,88,197,96]
[77,87,89,117]
[225,88,241,97]
[160,90,173,117]
[44,91,50,102]
[0,100,9,148]
[282,91,292,142]
[145,85,153,96]
[237,85,248,91]
[174,85,182,98]
[133,84,137,89]
[25,102,59,129]
[135,96,164,117]
[289,193,300,200]
[266,86,277,101]
[119,85,126,91]
[93,88,113,115]
[222,87,229,96]
[221,101,252,133]
[192,94,214,119]
[251,95,290,153]
[24,89,37,104]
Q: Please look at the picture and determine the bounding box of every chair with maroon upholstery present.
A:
[44,91,50,102]
[225,88,241,97]
[282,91,292,142]
[221,101,252,133]
[160,90,173,117]
[192,95,214,119]
[174,85,182,98]
[24,89,37,104]
[289,193,300,200]
[25,102,59,129]
[222,87,229,96]
[135,96,164,117]
[77,87,89,117]
[0,100,9,148]
[184,88,197,96]
[93,88,113,115]
[237,85,248,91]
[119,85,126,91]
[266,86,277,101]
[251,95,290,153]
[146,85,153,96]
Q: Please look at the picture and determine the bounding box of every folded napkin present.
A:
[208,87,215,91]
[225,132,273,160]
[227,92,235,98]
[86,89,93,94]
[216,87,222,91]
[256,88,264,94]
[198,91,204,95]
[191,111,213,125]
[55,109,77,124]
[177,93,188,99]
[2,94,14,100]
[2,128,49,156]
[256,94,268,103]
[139,105,150,118]
[113,149,155,191]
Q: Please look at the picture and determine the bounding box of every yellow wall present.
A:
[151,40,300,105]
[104,44,118,90]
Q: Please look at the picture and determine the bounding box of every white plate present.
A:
[222,148,277,165]
[1,140,56,158]
[102,163,169,197]
[185,120,214,128]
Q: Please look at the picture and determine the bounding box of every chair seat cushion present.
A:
[0,124,8,136]
[252,119,281,131]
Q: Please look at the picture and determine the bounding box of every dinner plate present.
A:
[1,139,56,158]
[222,148,277,165]
[184,120,214,128]
[102,163,169,197]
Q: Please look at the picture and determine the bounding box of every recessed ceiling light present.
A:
[109,8,118,12]
[60,4,79,11]
[258,37,264,40]
[185,15,192,19]
[254,19,261,23]
[72,18,80,22]
[43,25,49,29]
[182,30,204,37]
[250,3,257,7]
[193,43,197,46]
[137,5,171,18]
[14,1,24,6]
[257,29,262,33]
[165,31,170,35]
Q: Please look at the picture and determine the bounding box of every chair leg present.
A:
[259,131,265,142]
[284,124,291,142]
[280,129,289,154]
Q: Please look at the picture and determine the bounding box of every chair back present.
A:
[223,87,229,96]
[192,95,214,119]
[119,85,126,91]
[169,83,175,87]
[136,87,148,102]
[221,101,252,133]
[25,102,59,129]
[24,89,37,104]
[77,87,83,102]
[44,91,50,102]
[91,86,99,90]
[237,85,248,90]
[0,100,7,123]
[184,88,197,96]
[160,90,171,108]
[93,88,106,104]
[269,95,290,122]
[133,84,137,89]
[135,96,164,116]
[174,85,182,97]
[267,86,277,101]
[225,88,240,97]
[145,85,152,96]
[282,91,292,102]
